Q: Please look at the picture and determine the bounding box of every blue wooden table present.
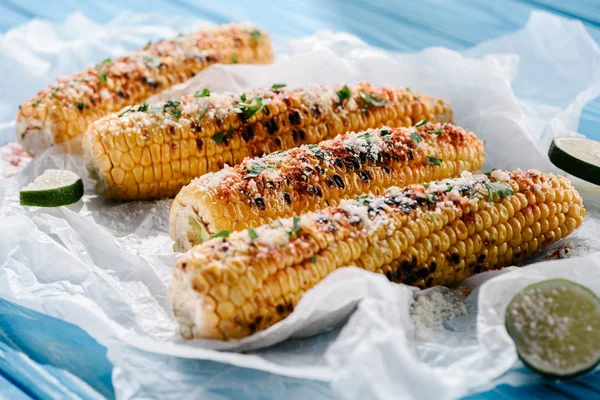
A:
[1,1,600,399]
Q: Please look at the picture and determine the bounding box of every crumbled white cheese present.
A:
[411,288,468,340]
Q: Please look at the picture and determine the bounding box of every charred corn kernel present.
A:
[84,83,454,200]
[17,23,274,156]
[170,123,483,251]
[169,169,586,340]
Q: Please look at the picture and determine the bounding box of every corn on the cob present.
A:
[17,24,274,156]
[169,169,585,340]
[82,83,453,200]
[170,122,484,251]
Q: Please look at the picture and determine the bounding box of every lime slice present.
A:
[20,169,84,207]
[505,279,600,379]
[548,137,600,185]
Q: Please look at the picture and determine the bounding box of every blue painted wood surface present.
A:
[1,1,600,399]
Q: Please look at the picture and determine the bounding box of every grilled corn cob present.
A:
[170,122,484,251]
[169,169,585,340]
[17,24,274,156]
[82,83,453,200]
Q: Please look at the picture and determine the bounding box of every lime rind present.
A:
[20,169,84,207]
[505,279,600,379]
[549,137,600,185]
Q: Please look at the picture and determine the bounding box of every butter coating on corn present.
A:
[83,82,453,200]
[169,169,585,340]
[17,23,274,155]
[170,122,484,251]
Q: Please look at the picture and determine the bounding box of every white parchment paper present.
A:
[2,11,600,400]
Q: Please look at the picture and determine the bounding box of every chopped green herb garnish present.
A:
[244,162,275,178]
[212,131,226,144]
[233,97,264,119]
[197,109,207,122]
[144,41,152,50]
[163,100,182,119]
[231,53,238,64]
[288,216,301,238]
[51,87,60,94]
[139,54,162,68]
[425,192,435,204]
[194,88,210,98]
[271,83,286,90]
[310,256,317,263]
[427,156,442,166]
[355,194,370,205]
[359,92,388,111]
[306,144,330,159]
[380,129,392,140]
[96,58,111,69]
[270,150,285,155]
[119,107,134,117]
[137,103,149,112]
[445,185,453,192]
[484,182,514,202]
[357,132,372,141]
[428,129,444,135]
[245,29,262,43]
[423,183,430,188]
[248,227,259,240]
[411,131,423,146]
[32,99,42,107]
[75,102,86,111]
[337,85,352,101]
[211,230,230,239]
[415,119,427,128]
[429,213,436,221]
[405,87,411,92]
[99,73,107,84]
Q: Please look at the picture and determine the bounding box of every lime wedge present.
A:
[549,137,600,185]
[20,169,84,207]
[505,279,600,379]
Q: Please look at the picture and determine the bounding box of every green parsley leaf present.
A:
[484,182,514,202]
[244,29,262,43]
[194,88,210,98]
[211,230,230,239]
[144,41,152,50]
[359,92,388,109]
[32,99,42,107]
[411,131,423,146]
[425,192,435,204]
[51,87,60,94]
[355,194,370,205]
[428,129,444,135]
[310,256,317,263]
[75,102,86,111]
[248,227,259,240]
[423,183,430,188]
[197,109,207,122]
[405,87,411,92]
[119,107,134,117]
[139,54,162,68]
[357,132,372,141]
[271,83,286,90]
[270,150,285,155]
[212,132,226,144]
[163,100,181,119]
[96,58,112,69]
[231,53,238,64]
[337,85,352,101]
[415,119,427,128]
[306,144,330,159]
[445,185,453,192]
[429,213,436,221]
[243,162,275,179]
[380,129,392,140]
[234,95,265,119]
[137,103,149,112]
[288,216,301,238]
[427,156,442,166]
[99,73,107,84]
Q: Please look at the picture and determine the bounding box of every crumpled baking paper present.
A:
[2,11,600,400]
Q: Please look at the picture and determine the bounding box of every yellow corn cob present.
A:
[169,169,585,340]
[16,23,274,156]
[82,83,453,200]
[170,122,484,251]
